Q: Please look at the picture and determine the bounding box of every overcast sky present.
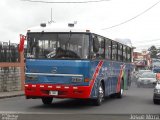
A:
[0,0,160,51]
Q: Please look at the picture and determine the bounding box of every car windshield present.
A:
[141,72,156,78]
[26,33,90,59]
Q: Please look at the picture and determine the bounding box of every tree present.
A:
[148,45,157,58]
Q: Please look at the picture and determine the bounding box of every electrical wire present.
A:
[132,39,160,47]
[136,43,160,47]
[141,39,160,43]
[134,43,160,50]
[21,0,110,4]
[132,38,160,49]
[22,0,160,30]
[21,0,160,49]
[102,0,160,30]
[134,39,160,45]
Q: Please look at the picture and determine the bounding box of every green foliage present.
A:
[148,45,157,58]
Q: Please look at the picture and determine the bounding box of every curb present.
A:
[0,93,24,99]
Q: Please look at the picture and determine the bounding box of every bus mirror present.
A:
[93,37,99,53]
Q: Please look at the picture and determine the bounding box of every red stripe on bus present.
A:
[89,61,104,96]
[116,64,125,93]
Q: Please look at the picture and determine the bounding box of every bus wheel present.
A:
[92,82,104,106]
[116,82,123,98]
[153,99,159,104]
[42,97,53,105]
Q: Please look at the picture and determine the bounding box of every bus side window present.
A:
[112,41,117,61]
[123,46,127,62]
[105,38,111,60]
[93,36,99,53]
[118,43,123,61]
[127,47,131,62]
[97,36,105,59]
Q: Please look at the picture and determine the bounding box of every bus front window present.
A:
[27,33,89,59]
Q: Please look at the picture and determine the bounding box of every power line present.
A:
[135,41,160,46]
[102,0,160,30]
[136,44,160,47]
[133,38,160,48]
[134,44,160,49]
[132,38,160,46]
[135,39,160,45]
[142,38,160,42]
[21,0,110,4]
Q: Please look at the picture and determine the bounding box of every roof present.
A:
[28,22,93,33]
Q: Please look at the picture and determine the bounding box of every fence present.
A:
[0,41,19,62]
[0,41,25,92]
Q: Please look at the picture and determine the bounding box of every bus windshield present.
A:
[26,33,89,59]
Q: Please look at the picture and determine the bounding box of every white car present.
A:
[137,72,156,88]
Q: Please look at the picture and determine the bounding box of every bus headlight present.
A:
[72,77,83,83]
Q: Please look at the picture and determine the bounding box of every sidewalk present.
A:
[0,91,24,99]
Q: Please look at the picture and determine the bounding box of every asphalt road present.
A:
[0,83,160,120]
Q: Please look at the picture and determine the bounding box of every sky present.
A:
[0,0,160,51]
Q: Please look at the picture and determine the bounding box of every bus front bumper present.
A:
[25,84,92,99]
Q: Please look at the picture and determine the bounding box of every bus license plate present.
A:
[49,91,58,96]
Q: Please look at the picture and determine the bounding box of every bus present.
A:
[24,22,133,106]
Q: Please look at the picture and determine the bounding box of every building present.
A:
[133,50,152,71]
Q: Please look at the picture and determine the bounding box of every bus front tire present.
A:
[92,82,104,106]
[42,97,53,105]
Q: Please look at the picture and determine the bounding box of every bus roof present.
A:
[27,22,132,47]
[28,22,93,33]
